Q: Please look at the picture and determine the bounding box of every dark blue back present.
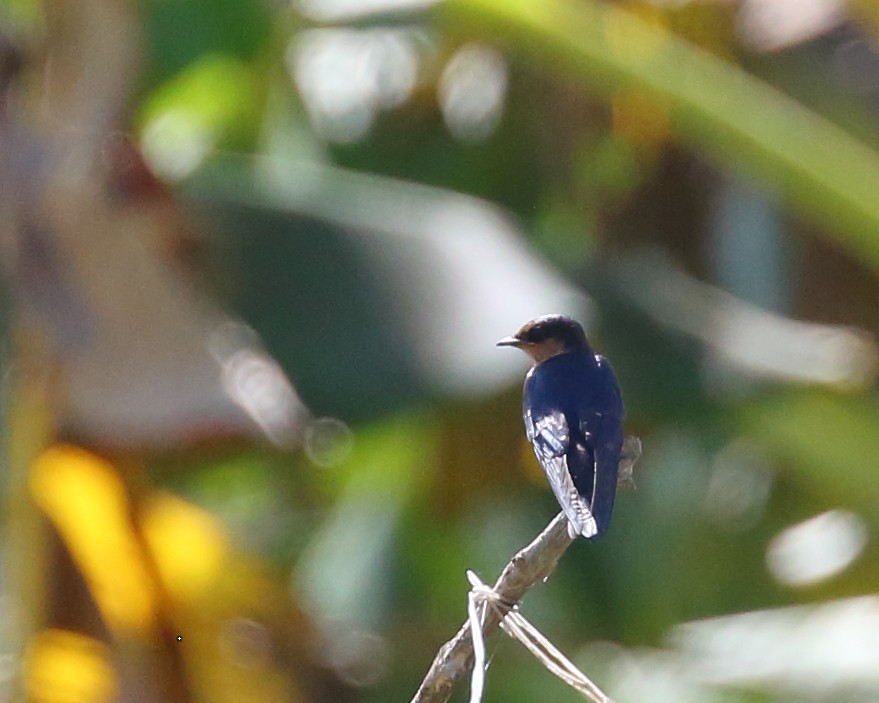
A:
[523,351,622,419]
[523,350,624,537]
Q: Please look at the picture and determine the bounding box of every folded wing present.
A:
[525,408,599,538]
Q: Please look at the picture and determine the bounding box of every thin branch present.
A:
[410,439,641,703]
[410,511,574,703]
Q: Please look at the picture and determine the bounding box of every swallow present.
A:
[498,314,624,539]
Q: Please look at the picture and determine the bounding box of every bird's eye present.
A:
[524,326,546,343]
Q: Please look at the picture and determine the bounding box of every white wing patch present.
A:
[525,409,598,538]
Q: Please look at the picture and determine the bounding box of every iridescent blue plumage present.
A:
[499,315,625,539]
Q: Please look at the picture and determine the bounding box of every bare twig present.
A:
[411,438,641,703]
[466,570,612,703]
[410,511,574,703]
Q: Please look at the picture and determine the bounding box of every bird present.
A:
[498,314,625,539]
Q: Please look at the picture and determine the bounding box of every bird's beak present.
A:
[496,335,521,347]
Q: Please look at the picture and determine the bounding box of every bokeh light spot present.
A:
[23,630,118,703]
[219,618,273,670]
[438,44,507,142]
[289,28,420,143]
[305,417,354,468]
[210,321,307,447]
[704,439,773,531]
[766,510,867,587]
[322,627,389,688]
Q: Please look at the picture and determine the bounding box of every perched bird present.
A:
[498,315,624,539]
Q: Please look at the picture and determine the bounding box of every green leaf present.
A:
[740,391,879,509]
[439,0,879,272]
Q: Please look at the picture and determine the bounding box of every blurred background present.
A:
[2,0,879,701]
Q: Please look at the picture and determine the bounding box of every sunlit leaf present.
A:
[141,492,228,605]
[138,54,256,179]
[28,446,158,634]
[23,629,117,703]
[440,0,879,272]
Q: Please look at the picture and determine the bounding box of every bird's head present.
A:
[496,314,590,364]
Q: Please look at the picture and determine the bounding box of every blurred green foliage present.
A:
[6,0,879,701]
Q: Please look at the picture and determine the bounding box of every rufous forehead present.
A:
[516,321,537,337]
[516,320,554,343]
